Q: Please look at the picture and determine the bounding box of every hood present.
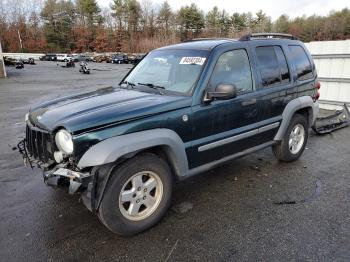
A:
[29,87,191,133]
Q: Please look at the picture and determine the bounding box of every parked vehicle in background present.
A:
[4,57,24,69]
[57,54,72,62]
[93,55,108,63]
[72,54,91,62]
[105,55,112,63]
[111,54,129,64]
[39,54,57,61]
[58,58,75,68]
[127,53,136,63]
[21,58,35,65]
[19,33,320,236]
[133,54,145,64]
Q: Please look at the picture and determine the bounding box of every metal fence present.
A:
[305,40,350,110]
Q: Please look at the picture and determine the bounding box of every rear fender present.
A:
[274,96,319,140]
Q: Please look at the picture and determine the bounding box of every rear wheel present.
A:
[98,153,173,235]
[273,114,308,162]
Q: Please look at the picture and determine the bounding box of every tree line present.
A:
[0,0,349,53]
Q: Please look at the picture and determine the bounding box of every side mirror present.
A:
[207,83,237,100]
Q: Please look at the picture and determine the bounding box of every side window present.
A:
[274,46,290,83]
[209,49,253,93]
[256,46,281,87]
[288,45,313,81]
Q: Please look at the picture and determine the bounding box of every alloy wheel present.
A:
[119,171,163,221]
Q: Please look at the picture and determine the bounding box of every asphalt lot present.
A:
[0,61,349,261]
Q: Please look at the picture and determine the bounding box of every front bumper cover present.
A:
[44,166,92,194]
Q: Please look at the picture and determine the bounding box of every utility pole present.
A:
[17,29,23,53]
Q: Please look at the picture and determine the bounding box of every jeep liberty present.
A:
[19,33,320,235]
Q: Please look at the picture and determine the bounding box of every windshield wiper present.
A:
[120,80,136,88]
[137,82,165,94]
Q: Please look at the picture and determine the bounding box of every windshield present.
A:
[122,49,209,95]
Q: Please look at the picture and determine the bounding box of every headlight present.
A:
[55,129,74,155]
[25,113,29,122]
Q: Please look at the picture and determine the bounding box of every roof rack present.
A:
[239,33,298,41]
[182,38,232,43]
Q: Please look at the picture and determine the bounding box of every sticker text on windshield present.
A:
[179,57,206,65]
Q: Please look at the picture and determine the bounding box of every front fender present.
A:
[77,128,189,177]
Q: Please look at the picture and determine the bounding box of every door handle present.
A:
[241,98,257,106]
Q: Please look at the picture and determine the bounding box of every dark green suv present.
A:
[20,33,320,235]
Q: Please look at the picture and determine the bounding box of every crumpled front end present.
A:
[18,120,94,196]
[43,165,92,195]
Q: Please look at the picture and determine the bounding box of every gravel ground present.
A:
[0,61,349,261]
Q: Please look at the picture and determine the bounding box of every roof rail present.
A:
[239,33,298,41]
[182,38,232,42]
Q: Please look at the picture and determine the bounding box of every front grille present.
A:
[26,123,54,163]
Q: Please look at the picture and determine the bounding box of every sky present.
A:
[96,0,350,20]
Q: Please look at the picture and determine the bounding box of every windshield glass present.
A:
[122,49,209,95]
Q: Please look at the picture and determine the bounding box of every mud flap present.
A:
[312,104,350,135]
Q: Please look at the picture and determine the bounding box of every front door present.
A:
[188,48,261,168]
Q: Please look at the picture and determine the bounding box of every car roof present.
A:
[156,39,237,51]
[155,36,303,52]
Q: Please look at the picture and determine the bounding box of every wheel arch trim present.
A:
[274,96,319,141]
[77,128,189,177]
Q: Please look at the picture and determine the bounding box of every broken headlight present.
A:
[55,129,74,155]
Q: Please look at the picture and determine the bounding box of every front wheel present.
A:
[272,114,308,162]
[98,153,173,235]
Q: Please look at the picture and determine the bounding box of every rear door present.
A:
[249,43,295,141]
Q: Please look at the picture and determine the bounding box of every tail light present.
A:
[315,81,321,90]
[314,81,321,100]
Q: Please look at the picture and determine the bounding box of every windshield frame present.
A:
[119,49,210,96]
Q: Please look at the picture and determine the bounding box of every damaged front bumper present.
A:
[44,166,92,195]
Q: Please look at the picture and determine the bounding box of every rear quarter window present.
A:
[288,45,313,81]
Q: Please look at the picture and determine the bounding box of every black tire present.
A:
[272,114,309,162]
[98,153,173,235]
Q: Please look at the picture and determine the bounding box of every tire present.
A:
[98,153,173,235]
[272,114,309,162]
